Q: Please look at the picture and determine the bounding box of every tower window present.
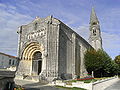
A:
[93,28,96,36]
[92,22,96,25]
[35,23,38,30]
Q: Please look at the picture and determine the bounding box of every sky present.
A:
[0,0,120,59]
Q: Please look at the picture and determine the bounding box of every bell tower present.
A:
[89,8,102,50]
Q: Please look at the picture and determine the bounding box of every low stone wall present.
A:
[0,77,15,90]
[50,76,119,90]
[0,70,15,90]
[72,82,92,90]
[50,80,92,90]
[93,76,119,90]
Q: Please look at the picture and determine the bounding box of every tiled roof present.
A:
[0,52,17,59]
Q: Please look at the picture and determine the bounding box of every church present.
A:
[16,8,102,81]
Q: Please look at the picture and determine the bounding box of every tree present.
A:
[84,49,99,72]
[114,55,120,64]
[109,61,119,76]
[84,49,104,77]
[84,49,116,77]
[114,55,120,75]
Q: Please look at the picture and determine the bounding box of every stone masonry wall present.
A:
[59,22,92,78]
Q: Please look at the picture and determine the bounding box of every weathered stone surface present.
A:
[89,8,102,50]
[0,70,15,90]
[16,16,93,82]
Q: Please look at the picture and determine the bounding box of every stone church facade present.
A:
[16,8,102,81]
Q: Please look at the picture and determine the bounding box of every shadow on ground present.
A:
[22,83,64,90]
[25,86,64,90]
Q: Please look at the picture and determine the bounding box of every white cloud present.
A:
[102,32,120,59]
[73,25,89,41]
[100,7,120,33]
[57,11,80,26]
[0,3,33,56]
[0,3,6,8]
[0,1,120,59]
[74,26,120,59]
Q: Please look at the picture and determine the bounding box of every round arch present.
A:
[21,42,44,75]
[22,42,44,60]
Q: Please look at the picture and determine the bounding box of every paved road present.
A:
[23,86,65,90]
[105,80,120,90]
[14,79,65,90]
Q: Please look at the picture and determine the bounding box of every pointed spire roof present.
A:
[90,7,99,24]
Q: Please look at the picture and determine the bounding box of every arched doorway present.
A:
[32,51,42,75]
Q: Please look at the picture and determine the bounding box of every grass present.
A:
[55,86,86,90]
[94,77,112,80]
[62,77,112,85]
[81,77,112,83]
[83,79,97,83]
[64,78,97,84]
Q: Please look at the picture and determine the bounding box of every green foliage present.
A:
[77,79,97,83]
[56,86,86,90]
[109,61,119,75]
[114,55,120,64]
[15,88,24,90]
[114,55,120,75]
[83,79,97,83]
[84,49,99,72]
[84,49,118,77]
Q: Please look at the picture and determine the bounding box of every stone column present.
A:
[42,51,47,72]
[80,45,87,77]
[16,26,22,74]
[72,33,76,78]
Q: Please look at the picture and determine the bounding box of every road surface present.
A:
[14,79,65,90]
[105,80,120,90]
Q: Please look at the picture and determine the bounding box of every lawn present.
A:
[55,86,86,90]
[64,78,97,84]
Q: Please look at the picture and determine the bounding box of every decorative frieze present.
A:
[26,28,46,40]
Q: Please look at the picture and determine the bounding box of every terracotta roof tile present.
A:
[0,52,17,59]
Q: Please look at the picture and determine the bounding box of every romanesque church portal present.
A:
[16,8,102,81]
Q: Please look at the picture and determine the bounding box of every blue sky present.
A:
[0,0,120,59]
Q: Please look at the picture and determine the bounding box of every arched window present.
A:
[35,23,38,30]
[92,27,96,36]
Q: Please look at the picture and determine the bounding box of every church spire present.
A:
[89,7,103,50]
[90,7,99,24]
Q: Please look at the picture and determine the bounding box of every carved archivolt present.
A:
[22,42,44,60]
